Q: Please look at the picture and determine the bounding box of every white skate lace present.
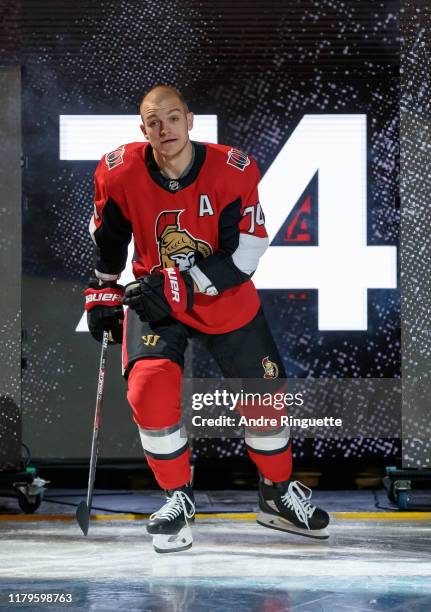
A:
[280,481,316,529]
[150,490,195,526]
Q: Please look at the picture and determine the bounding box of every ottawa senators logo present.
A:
[151,210,212,272]
[262,356,279,379]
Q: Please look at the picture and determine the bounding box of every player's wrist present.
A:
[188,265,218,296]
[87,277,124,290]
[93,270,121,285]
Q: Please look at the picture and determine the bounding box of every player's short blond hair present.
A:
[140,85,189,114]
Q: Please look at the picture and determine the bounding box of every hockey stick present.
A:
[76,330,109,536]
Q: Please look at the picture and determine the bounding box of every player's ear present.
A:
[140,123,149,140]
[187,112,194,133]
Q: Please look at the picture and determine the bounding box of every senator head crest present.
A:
[152,210,212,272]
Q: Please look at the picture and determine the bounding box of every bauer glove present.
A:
[84,279,125,344]
[124,268,194,323]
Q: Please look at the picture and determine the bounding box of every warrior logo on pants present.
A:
[142,335,160,347]
[151,210,212,273]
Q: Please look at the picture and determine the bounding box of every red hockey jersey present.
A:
[90,141,269,334]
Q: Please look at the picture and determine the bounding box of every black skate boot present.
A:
[147,483,195,553]
[257,477,330,539]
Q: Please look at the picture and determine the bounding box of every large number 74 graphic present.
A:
[253,114,397,331]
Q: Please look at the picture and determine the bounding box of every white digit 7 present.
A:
[243,202,265,234]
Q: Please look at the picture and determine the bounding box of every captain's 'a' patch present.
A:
[199,195,214,217]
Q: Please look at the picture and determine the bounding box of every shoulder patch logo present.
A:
[105,145,125,171]
[227,148,250,172]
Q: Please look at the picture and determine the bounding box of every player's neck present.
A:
[153,140,193,179]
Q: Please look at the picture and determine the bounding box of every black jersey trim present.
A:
[143,442,189,460]
[145,141,206,193]
[93,197,132,274]
[195,197,251,292]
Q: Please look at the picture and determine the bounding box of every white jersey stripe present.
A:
[232,234,269,275]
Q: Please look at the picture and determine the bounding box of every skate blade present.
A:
[257,511,329,540]
[152,527,193,554]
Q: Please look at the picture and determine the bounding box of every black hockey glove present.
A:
[124,268,194,323]
[84,279,125,344]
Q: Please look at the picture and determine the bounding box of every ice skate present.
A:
[147,484,195,553]
[257,477,330,539]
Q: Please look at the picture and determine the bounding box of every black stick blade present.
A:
[76,501,90,536]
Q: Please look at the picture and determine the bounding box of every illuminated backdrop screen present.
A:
[17,1,400,463]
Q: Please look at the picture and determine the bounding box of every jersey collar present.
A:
[145,141,206,194]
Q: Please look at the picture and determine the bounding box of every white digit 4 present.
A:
[253,114,397,331]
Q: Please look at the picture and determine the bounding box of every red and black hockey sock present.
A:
[127,358,191,489]
[246,440,293,483]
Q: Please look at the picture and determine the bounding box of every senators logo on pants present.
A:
[262,356,279,379]
[151,210,212,273]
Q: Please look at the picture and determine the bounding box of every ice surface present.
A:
[0,517,430,611]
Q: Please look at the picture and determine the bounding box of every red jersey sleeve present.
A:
[189,154,269,294]
[89,158,132,281]
[237,161,268,238]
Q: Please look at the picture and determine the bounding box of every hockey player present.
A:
[84,85,330,552]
